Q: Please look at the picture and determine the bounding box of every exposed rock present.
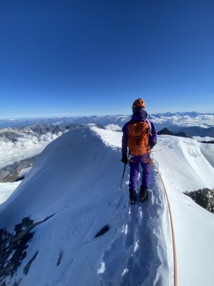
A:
[0,214,54,284]
[201,140,214,144]
[0,217,35,282]
[157,127,174,136]
[0,156,38,182]
[57,250,63,266]
[95,225,110,238]
[157,127,191,138]
[23,251,39,275]
[185,188,214,213]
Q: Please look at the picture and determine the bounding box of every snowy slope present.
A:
[0,181,21,204]
[0,126,214,286]
[154,136,214,286]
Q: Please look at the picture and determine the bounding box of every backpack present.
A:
[127,120,151,156]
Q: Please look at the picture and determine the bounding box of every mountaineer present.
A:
[121,98,157,204]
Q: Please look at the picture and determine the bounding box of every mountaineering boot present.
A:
[140,186,148,202]
[129,189,137,205]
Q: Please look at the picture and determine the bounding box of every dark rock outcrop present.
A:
[0,156,38,182]
[158,127,191,138]
[0,217,35,282]
[0,214,54,284]
[95,225,110,238]
[185,188,214,213]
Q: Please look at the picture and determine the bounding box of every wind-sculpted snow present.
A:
[155,136,214,190]
[96,172,173,286]
[0,126,214,286]
[0,126,173,286]
[154,136,214,286]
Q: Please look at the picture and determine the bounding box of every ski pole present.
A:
[120,163,127,189]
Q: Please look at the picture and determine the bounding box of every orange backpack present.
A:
[127,120,151,156]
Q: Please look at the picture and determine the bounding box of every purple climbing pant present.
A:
[129,155,151,190]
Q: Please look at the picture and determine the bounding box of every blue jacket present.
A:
[122,110,157,157]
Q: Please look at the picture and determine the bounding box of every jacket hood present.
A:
[131,109,148,121]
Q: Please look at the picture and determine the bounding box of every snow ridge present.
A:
[0,125,214,286]
[0,126,173,286]
[96,170,173,286]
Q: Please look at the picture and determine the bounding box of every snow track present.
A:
[97,163,173,286]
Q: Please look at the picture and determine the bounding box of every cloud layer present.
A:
[0,132,62,169]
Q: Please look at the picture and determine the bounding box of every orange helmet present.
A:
[132,98,146,109]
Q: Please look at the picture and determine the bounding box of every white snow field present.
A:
[0,125,214,286]
[0,182,21,205]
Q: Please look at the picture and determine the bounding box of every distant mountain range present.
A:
[157,127,191,138]
[0,124,83,181]
[0,112,213,183]
[0,111,213,129]
[166,125,214,137]
[0,124,72,141]
[1,112,213,137]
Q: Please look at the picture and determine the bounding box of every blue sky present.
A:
[0,0,214,118]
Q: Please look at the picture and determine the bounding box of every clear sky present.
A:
[0,0,214,118]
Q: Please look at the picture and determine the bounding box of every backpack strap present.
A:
[145,119,152,133]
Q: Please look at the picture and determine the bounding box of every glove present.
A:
[121,155,128,164]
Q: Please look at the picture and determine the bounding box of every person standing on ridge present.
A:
[121,98,157,204]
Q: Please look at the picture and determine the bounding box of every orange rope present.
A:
[151,157,178,286]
